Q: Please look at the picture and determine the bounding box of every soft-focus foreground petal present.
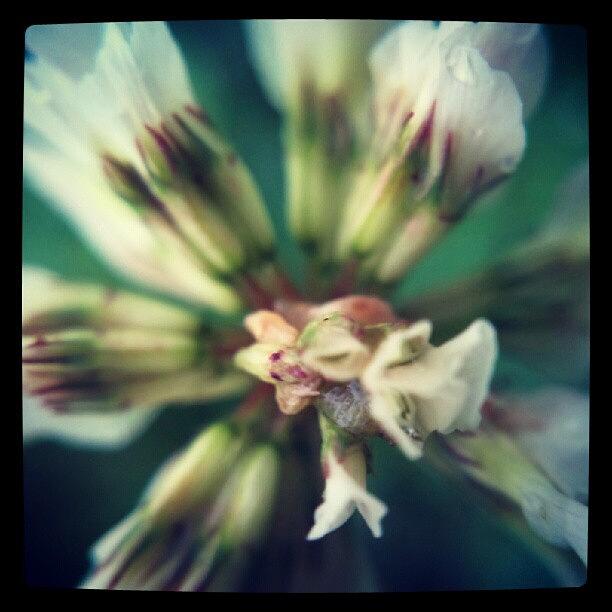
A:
[337,21,546,284]
[246,20,392,262]
[22,394,158,449]
[486,389,589,503]
[24,22,276,314]
[245,19,389,115]
[362,319,497,458]
[22,269,250,414]
[440,387,588,566]
[441,22,548,118]
[82,419,281,591]
[400,160,589,385]
[308,416,387,540]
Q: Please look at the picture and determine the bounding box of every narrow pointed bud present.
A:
[375,205,448,283]
[244,310,299,345]
[233,343,285,383]
[146,422,247,525]
[82,420,252,591]
[246,20,392,259]
[217,444,282,547]
[101,154,158,208]
[23,270,249,414]
[155,106,276,262]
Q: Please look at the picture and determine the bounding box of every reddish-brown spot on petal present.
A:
[185,103,211,125]
[401,110,414,127]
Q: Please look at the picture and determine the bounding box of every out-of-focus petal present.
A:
[245,19,389,112]
[442,22,548,118]
[495,388,589,502]
[24,22,277,313]
[22,269,250,415]
[22,394,159,449]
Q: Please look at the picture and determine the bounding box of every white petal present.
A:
[246,19,389,110]
[26,23,109,79]
[369,21,443,156]
[368,393,424,460]
[430,319,498,432]
[445,22,548,118]
[368,21,527,206]
[23,146,241,313]
[511,388,589,501]
[363,320,497,448]
[307,450,387,540]
[519,477,588,565]
[128,22,194,116]
[300,316,371,382]
[363,320,432,377]
[424,46,526,206]
[22,395,159,449]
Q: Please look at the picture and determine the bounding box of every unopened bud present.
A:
[146,422,247,524]
[218,445,281,546]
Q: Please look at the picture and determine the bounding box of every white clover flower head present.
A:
[22,19,588,590]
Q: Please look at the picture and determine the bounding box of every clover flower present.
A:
[22,20,588,591]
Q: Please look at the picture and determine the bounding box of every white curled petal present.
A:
[363,320,432,382]
[429,319,498,432]
[447,22,548,118]
[300,318,371,382]
[22,395,159,449]
[368,393,424,460]
[363,320,497,445]
[307,451,387,540]
[425,46,526,205]
[368,20,528,205]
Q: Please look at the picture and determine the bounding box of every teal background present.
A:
[22,21,589,590]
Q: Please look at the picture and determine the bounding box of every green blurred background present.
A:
[22,21,589,590]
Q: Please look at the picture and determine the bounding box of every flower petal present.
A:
[363,320,497,456]
[519,477,588,565]
[22,394,159,449]
[509,389,589,502]
[444,22,548,118]
[307,448,387,540]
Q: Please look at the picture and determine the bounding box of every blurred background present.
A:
[22,20,589,590]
